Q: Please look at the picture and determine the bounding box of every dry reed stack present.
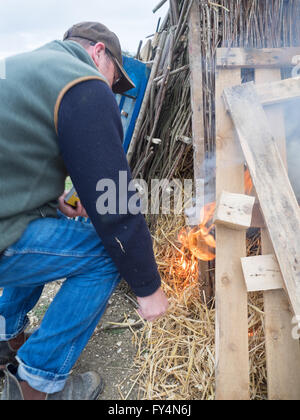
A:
[126,0,300,401]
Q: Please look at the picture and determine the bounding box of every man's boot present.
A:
[0,332,31,375]
[1,364,104,400]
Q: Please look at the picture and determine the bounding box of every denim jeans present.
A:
[0,214,121,393]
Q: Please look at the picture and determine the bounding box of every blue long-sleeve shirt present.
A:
[57,79,161,297]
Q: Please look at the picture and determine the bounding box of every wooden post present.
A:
[188,0,211,300]
[215,68,250,400]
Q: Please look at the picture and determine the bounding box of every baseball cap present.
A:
[63,22,135,94]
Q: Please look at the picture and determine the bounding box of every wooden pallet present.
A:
[214,47,300,400]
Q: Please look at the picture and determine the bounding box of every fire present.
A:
[178,202,216,263]
[179,253,197,272]
[176,168,253,276]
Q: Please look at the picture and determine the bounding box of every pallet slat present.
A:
[214,191,255,230]
[217,47,300,68]
[257,77,300,106]
[241,254,284,292]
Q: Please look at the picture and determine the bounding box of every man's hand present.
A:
[58,191,88,218]
[137,287,169,322]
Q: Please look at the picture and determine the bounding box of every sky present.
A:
[0,0,169,58]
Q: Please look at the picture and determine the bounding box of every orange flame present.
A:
[177,169,253,270]
[245,168,253,195]
[178,203,216,263]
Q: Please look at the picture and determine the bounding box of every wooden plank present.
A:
[257,77,300,106]
[188,0,211,301]
[214,191,255,230]
[215,68,250,400]
[217,47,300,69]
[241,254,284,292]
[251,202,300,228]
[223,82,300,318]
[188,0,205,196]
[256,68,300,401]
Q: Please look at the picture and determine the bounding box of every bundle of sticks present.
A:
[127,0,194,192]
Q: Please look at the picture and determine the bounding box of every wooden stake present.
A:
[152,0,168,14]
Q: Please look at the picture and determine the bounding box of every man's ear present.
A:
[91,42,106,67]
